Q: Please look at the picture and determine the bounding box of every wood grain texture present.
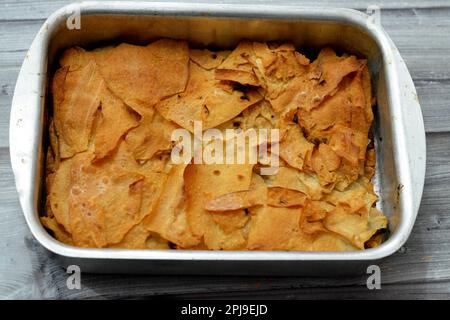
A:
[161,281,450,299]
[1,0,450,21]
[0,0,449,299]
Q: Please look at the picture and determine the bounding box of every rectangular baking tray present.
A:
[10,1,426,275]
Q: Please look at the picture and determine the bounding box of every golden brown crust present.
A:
[97,40,189,112]
[53,61,103,159]
[93,87,140,161]
[156,62,262,132]
[44,39,387,251]
[144,164,200,248]
[189,49,230,70]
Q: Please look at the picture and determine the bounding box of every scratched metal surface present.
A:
[1,0,449,299]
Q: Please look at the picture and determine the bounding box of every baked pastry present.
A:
[42,39,387,251]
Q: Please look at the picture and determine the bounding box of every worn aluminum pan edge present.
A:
[9,1,426,262]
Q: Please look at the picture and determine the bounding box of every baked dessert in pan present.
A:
[42,38,387,251]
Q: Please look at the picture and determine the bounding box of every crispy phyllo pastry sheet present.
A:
[43,39,387,251]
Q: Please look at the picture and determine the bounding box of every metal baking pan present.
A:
[10,1,426,275]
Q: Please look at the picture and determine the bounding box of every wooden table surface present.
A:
[1,0,449,299]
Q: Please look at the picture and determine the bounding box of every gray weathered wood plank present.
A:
[160,280,450,299]
[1,0,450,21]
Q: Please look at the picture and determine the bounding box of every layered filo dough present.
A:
[42,39,387,251]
